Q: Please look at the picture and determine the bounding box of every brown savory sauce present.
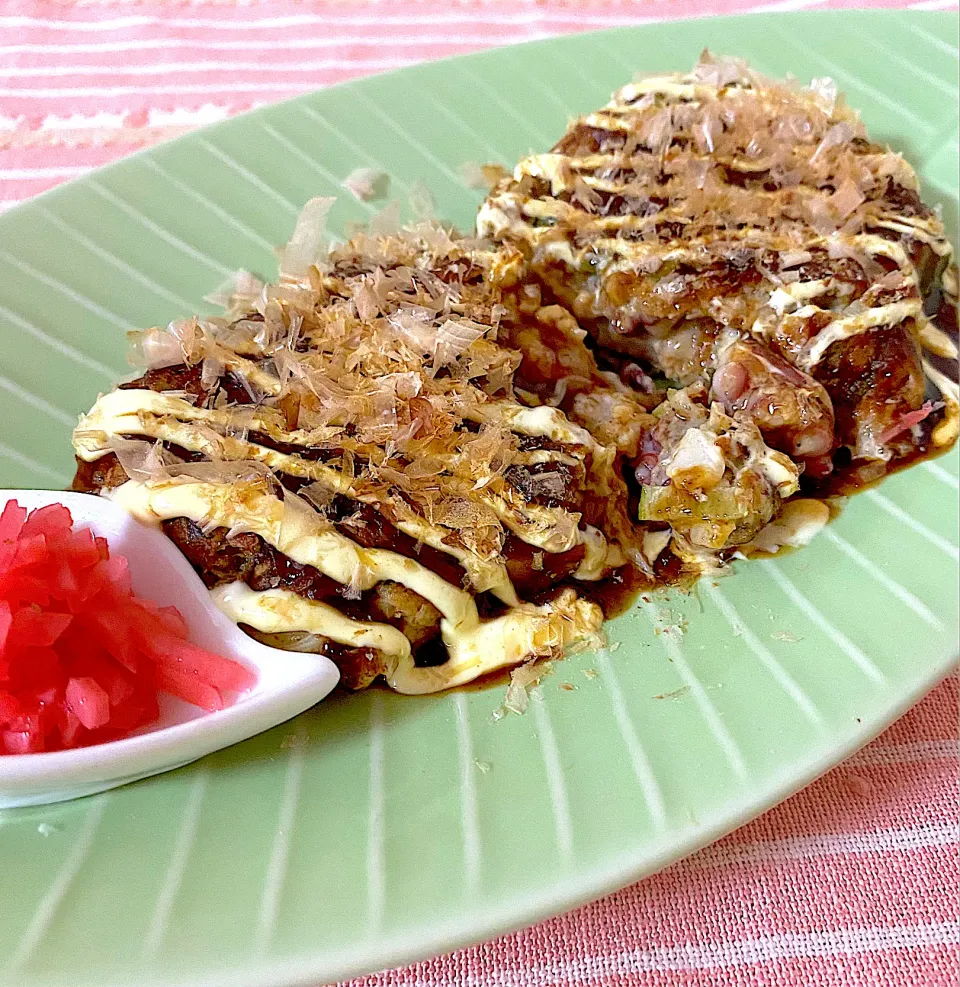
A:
[575,562,654,619]
[806,413,954,498]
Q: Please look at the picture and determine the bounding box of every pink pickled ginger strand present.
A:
[878,401,943,445]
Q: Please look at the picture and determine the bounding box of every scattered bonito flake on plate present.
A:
[499,659,554,716]
[772,630,801,643]
[342,167,390,202]
[459,161,509,190]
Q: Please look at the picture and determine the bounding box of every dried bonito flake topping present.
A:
[342,167,390,202]
[74,211,645,695]
[101,223,615,561]
[479,51,958,492]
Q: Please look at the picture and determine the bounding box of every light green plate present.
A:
[0,11,957,987]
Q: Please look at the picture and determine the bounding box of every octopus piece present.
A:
[479,53,958,494]
[711,338,836,466]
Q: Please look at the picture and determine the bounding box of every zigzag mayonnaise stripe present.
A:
[111,477,603,694]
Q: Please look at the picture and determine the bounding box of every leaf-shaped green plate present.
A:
[0,11,956,987]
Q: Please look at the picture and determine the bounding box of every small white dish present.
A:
[0,490,340,808]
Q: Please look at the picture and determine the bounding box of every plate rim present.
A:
[178,662,959,987]
[0,10,958,987]
[3,8,957,226]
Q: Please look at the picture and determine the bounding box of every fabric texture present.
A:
[0,2,957,985]
[339,673,960,986]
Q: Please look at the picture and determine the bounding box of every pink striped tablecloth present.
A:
[1,2,958,985]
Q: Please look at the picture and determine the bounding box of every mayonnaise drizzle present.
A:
[213,581,601,694]
[75,387,614,586]
[211,582,411,659]
[111,478,603,694]
[796,299,924,371]
[478,65,955,405]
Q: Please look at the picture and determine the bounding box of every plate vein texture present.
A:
[0,13,955,987]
